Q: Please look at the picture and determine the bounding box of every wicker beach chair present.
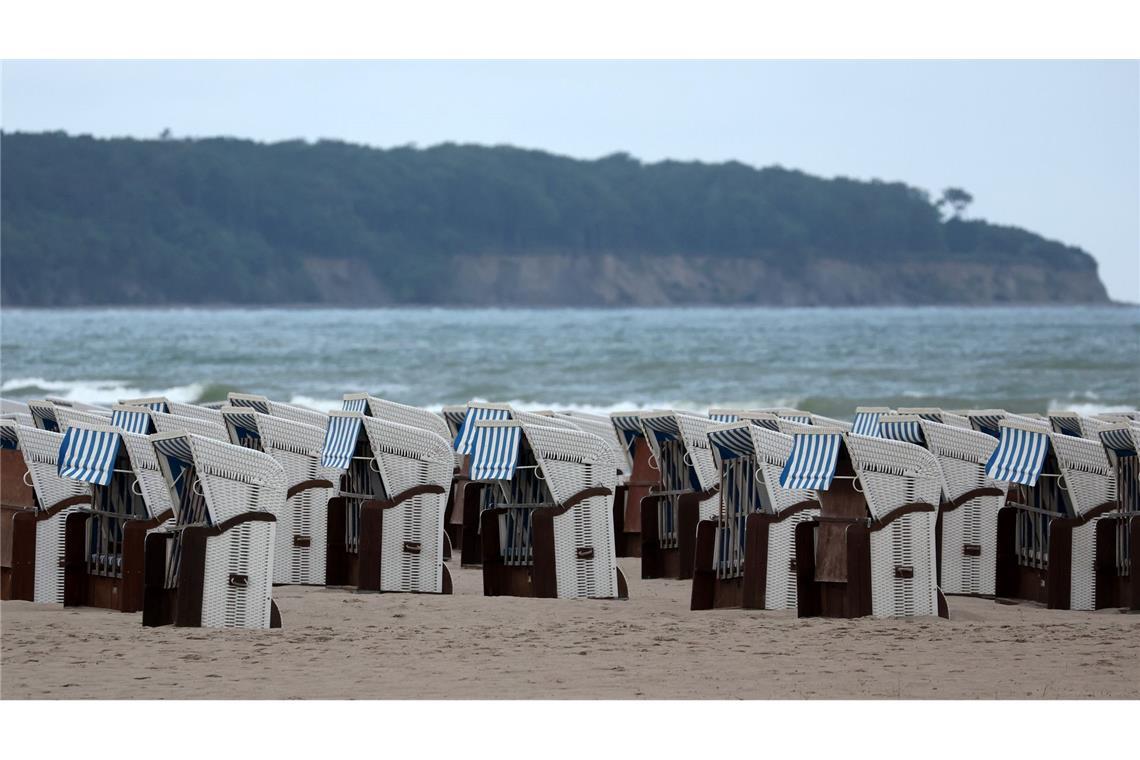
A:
[142,432,283,628]
[228,392,329,431]
[985,416,1130,610]
[691,421,821,610]
[49,409,177,613]
[1092,421,1139,610]
[2,424,92,603]
[120,396,225,425]
[876,413,1009,597]
[792,428,947,618]
[221,407,338,585]
[638,410,720,580]
[26,399,111,432]
[319,411,453,594]
[609,412,663,558]
[465,416,626,599]
[1,420,40,599]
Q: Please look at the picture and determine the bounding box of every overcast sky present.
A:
[3,60,1137,301]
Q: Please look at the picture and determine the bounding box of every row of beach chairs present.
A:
[2,396,1136,629]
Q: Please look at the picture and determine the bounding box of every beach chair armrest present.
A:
[286,478,335,500]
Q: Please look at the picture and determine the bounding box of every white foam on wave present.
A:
[1046,400,1138,416]
[0,377,205,405]
[287,394,805,416]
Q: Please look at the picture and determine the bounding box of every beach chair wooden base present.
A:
[460,481,489,567]
[5,495,91,602]
[611,485,643,557]
[1,449,37,600]
[691,504,819,611]
[356,484,450,595]
[142,513,282,628]
[640,490,706,580]
[324,497,361,587]
[444,473,469,559]
[62,509,173,613]
[996,503,1137,611]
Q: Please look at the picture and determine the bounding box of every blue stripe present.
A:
[779,433,841,491]
[708,425,755,460]
[111,408,153,434]
[342,397,369,413]
[878,420,926,445]
[985,426,1049,486]
[454,407,511,454]
[709,413,738,424]
[321,414,363,470]
[1050,416,1083,437]
[57,426,123,486]
[1099,428,1137,456]
[851,411,881,437]
[469,424,522,480]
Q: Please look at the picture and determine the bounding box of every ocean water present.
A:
[1,306,1137,419]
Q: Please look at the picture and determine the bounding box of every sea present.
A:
[1,306,1137,419]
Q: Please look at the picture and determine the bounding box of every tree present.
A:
[937,187,973,218]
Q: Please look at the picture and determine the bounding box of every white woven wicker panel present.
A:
[165,401,225,423]
[53,406,113,431]
[675,413,719,490]
[552,490,618,598]
[113,431,176,519]
[188,435,286,524]
[152,412,229,441]
[1050,433,1115,517]
[266,401,328,431]
[553,412,626,461]
[366,397,453,443]
[14,426,90,509]
[201,520,275,628]
[845,434,942,522]
[522,424,615,505]
[1069,520,1099,611]
[869,511,938,617]
[810,414,854,431]
[748,426,818,513]
[765,510,818,610]
[33,510,80,603]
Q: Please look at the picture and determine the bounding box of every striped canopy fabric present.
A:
[708,412,739,424]
[966,411,1005,437]
[122,398,169,413]
[342,395,369,413]
[111,407,154,435]
[985,425,1050,486]
[877,418,926,445]
[1099,427,1138,456]
[778,414,812,425]
[708,425,756,461]
[222,409,262,449]
[1049,414,1083,437]
[28,401,59,432]
[454,406,512,455]
[641,414,681,442]
[468,423,523,481]
[779,432,842,491]
[321,414,363,470]
[851,409,886,437]
[152,435,194,465]
[228,394,271,414]
[57,426,123,486]
[1,421,19,450]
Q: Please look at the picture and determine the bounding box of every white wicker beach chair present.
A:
[3,424,92,603]
[984,417,1127,610]
[876,413,1010,597]
[606,412,661,558]
[692,421,821,610]
[221,407,338,585]
[791,428,945,619]
[638,410,720,580]
[229,392,329,431]
[142,432,284,628]
[465,416,625,599]
[319,411,453,594]
[120,396,225,425]
[50,410,177,612]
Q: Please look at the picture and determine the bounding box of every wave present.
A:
[0,377,206,405]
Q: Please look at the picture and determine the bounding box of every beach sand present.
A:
[2,557,1137,699]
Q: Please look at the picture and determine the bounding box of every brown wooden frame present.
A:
[611,438,659,557]
[640,486,717,580]
[142,512,283,628]
[62,507,173,612]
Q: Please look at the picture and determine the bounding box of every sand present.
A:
[1,557,1137,699]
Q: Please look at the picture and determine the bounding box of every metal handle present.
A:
[369,457,381,473]
[851,476,864,494]
[534,467,545,481]
[754,468,765,485]
[647,454,659,472]
[192,478,204,496]
[1056,475,1068,492]
[23,470,34,488]
[131,477,144,497]
[683,451,694,468]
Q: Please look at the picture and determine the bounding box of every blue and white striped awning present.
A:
[642,414,681,442]
[152,434,194,465]
[122,398,169,413]
[1049,414,1083,437]
[985,425,1050,486]
[111,407,154,434]
[222,409,262,446]
[967,412,1004,437]
[229,395,270,414]
[779,432,842,491]
[743,414,781,431]
[454,406,512,455]
[442,408,468,428]
[709,412,739,424]
[878,419,926,445]
[321,414,363,470]
[778,414,812,425]
[708,425,756,461]
[57,426,123,486]
[468,423,523,480]
[851,410,885,437]
[1,421,19,450]
[28,401,59,432]
[1099,427,1137,456]
[342,395,369,413]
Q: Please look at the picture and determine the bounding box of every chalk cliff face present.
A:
[0,132,1114,307]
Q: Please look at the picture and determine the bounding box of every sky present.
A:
[3,60,1138,301]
